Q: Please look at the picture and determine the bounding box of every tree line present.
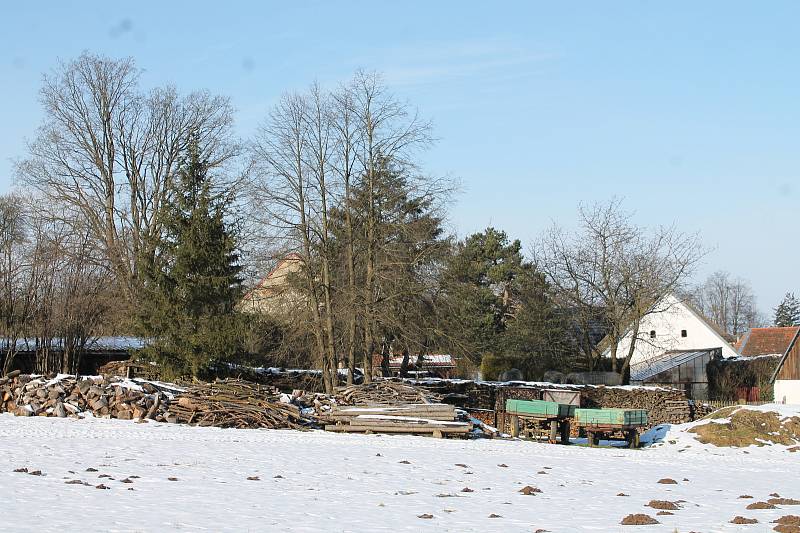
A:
[0,52,777,388]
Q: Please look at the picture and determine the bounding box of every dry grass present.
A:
[689,408,800,448]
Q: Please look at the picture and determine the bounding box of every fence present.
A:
[701,400,771,409]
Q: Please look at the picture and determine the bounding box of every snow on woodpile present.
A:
[643,404,800,451]
[0,371,172,421]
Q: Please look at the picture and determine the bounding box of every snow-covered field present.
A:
[2,412,799,532]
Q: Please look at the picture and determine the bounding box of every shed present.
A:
[630,347,722,400]
[769,329,800,405]
[735,326,800,404]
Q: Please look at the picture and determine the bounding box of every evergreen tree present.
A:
[138,137,244,378]
[774,292,800,327]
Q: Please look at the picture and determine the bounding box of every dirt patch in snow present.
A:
[647,500,680,510]
[620,513,659,525]
[730,516,758,524]
[747,501,778,510]
[690,408,800,448]
[774,515,800,526]
[770,498,800,506]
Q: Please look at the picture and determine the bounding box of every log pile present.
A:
[165,379,312,430]
[0,371,172,421]
[333,381,441,406]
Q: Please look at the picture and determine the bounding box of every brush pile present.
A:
[334,381,441,406]
[165,379,312,430]
[0,370,172,420]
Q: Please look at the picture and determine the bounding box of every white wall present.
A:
[605,294,739,366]
[774,380,800,405]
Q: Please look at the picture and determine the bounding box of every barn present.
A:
[770,328,800,404]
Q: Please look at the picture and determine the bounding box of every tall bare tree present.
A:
[18,52,238,301]
[536,198,705,375]
[689,271,761,336]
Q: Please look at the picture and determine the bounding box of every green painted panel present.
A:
[575,408,648,426]
[505,399,575,417]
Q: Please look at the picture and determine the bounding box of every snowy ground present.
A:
[2,412,799,532]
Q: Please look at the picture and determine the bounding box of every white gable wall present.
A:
[774,380,800,405]
[603,294,738,366]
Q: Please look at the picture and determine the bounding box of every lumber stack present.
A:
[324,403,470,437]
[165,379,311,430]
[0,371,172,421]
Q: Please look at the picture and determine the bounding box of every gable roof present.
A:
[241,253,304,303]
[736,326,800,357]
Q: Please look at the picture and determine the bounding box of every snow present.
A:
[2,414,799,532]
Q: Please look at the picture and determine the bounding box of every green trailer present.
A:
[574,408,648,448]
[505,399,575,444]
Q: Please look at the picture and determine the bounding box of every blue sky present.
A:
[0,1,797,313]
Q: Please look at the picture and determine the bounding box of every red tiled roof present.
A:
[735,327,800,357]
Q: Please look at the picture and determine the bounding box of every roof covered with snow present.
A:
[4,336,147,353]
[735,326,800,357]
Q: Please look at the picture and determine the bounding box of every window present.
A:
[649,330,656,339]
[681,329,687,338]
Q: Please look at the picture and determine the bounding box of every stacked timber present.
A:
[324,403,470,437]
[0,371,172,421]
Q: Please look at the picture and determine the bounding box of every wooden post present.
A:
[560,420,570,445]
[510,415,520,438]
[548,420,558,443]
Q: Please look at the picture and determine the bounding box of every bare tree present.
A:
[689,271,761,336]
[536,198,706,375]
[18,52,238,300]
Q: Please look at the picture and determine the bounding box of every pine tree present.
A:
[138,137,244,378]
[774,292,800,327]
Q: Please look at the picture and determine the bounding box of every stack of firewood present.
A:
[334,381,441,406]
[0,371,172,421]
[165,379,312,430]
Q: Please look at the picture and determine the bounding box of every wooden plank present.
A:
[324,424,469,434]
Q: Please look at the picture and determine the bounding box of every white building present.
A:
[602,293,739,368]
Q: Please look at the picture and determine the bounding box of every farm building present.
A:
[736,326,800,404]
[239,253,306,318]
[371,353,456,379]
[601,293,738,366]
[630,347,722,400]
[3,336,147,375]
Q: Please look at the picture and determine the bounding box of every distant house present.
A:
[239,253,306,318]
[601,293,738,397]
[602,293,738,364]
[371,353,456,379]
[736,326,800,404]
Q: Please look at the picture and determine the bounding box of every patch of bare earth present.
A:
[773,516,800,526]
[647,500,680,510]
[621,514,659,525]
[731,516,758,524]
[770,498,800,506]
[747,501,778,510]
[690,408,800,447]
[773,525,800,533]
[657,478,678,484]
